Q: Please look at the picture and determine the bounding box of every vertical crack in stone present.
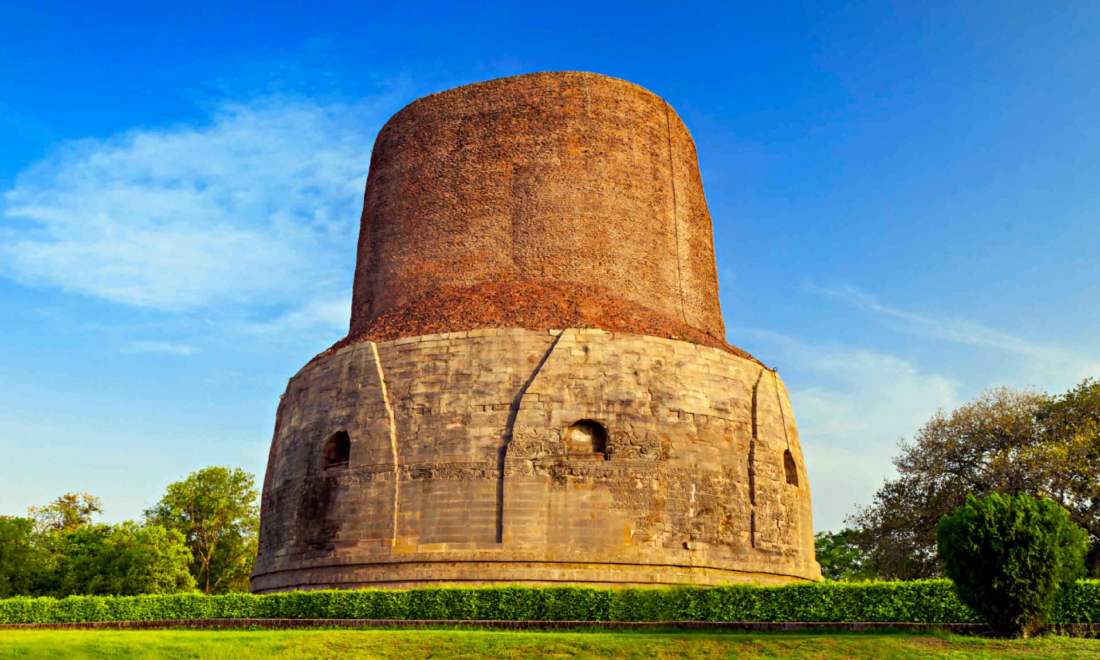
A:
[772,370,793,452]
[496,330,565,543]
[665,102,688,325]
[749,369,764,548]
[369,341,400,547]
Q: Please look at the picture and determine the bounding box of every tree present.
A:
[29,492,102,533]
[849,388,1047,578]
[937,493,1087,637]
[51,525,108,595]
[53,522,195,596]
[2,492,196,597]
[0,517,48,597]
[51,522,195,596]
[1036,378,1100,571]
[814,529,875,581]
[110,524,196,594]
[145,466,259,593]
[849,381,1100,579]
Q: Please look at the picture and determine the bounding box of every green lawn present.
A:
[1,629,1099,659]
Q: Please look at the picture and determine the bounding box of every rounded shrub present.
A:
[937,492,1088,637]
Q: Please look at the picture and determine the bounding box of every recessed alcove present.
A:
[565,420,608,457]
[783,449,799,486]
[322,431,351,469]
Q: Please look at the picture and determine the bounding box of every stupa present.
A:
[251,72,821,592]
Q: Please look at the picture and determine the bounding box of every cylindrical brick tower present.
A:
[253,72,820,592]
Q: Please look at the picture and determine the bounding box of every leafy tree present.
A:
[849,380,1100,579]
[849,388,1050,578]
[2,492,196,597]
[0,517,48,597]
[1036,378,1100,570]
[53,523,195,596]
[107,524,195,594]
[814,529,875,581]
[51,525,108,595]
[937,493,1087,637]
[145,466,259,593]
[29,492,102,533]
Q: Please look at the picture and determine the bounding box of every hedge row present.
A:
[2,581,1099,625]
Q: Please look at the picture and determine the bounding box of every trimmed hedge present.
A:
[1,581,1099,625]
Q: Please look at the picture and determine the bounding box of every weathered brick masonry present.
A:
[350,71,725,344]
[253,72,821,591]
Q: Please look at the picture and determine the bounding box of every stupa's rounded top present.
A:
[349,71,728,348]
[391,71,665,121]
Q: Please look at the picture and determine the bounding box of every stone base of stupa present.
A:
[251,327,820,592]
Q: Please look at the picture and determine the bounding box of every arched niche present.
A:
[783,449,799,487]
[322,431,351,469]
[565,420,608,457]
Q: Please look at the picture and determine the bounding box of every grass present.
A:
[1,629,1100,659]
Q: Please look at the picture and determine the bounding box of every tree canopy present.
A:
[145,466,259,594]
[0,517,46,597]
[28,492,102,534]
[849,379,1100,579]
[814,529,875,581]
[0,514,193,597]
[51,522,195,596]
[0,465,258,597]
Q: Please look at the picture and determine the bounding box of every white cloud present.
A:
[747,285,1099,531]
[808,283,1100,385]
[121,340,199,356]
[0,97,388,315]
[742,328,960,531]
[236,292,351,339]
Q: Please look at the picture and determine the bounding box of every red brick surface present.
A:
[350,71,726,345]
[324,279,760,367]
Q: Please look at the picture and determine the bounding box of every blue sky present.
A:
[2,2,1098,531]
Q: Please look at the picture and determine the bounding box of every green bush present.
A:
[938,493,1089,637]
[1,581,1099,626]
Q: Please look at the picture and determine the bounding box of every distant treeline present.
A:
[0,466,258,598]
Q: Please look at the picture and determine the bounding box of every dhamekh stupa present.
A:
[252,71,821,592]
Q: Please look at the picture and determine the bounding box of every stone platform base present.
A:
[252,560,813,593]
[252,328,820,592]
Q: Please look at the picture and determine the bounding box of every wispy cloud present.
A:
[234,292,351,340]
[742,328,960,530]
[0,97,393,325]
[121,340,199,356]
[808,283,1100,385]
[773,283,1100,528]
